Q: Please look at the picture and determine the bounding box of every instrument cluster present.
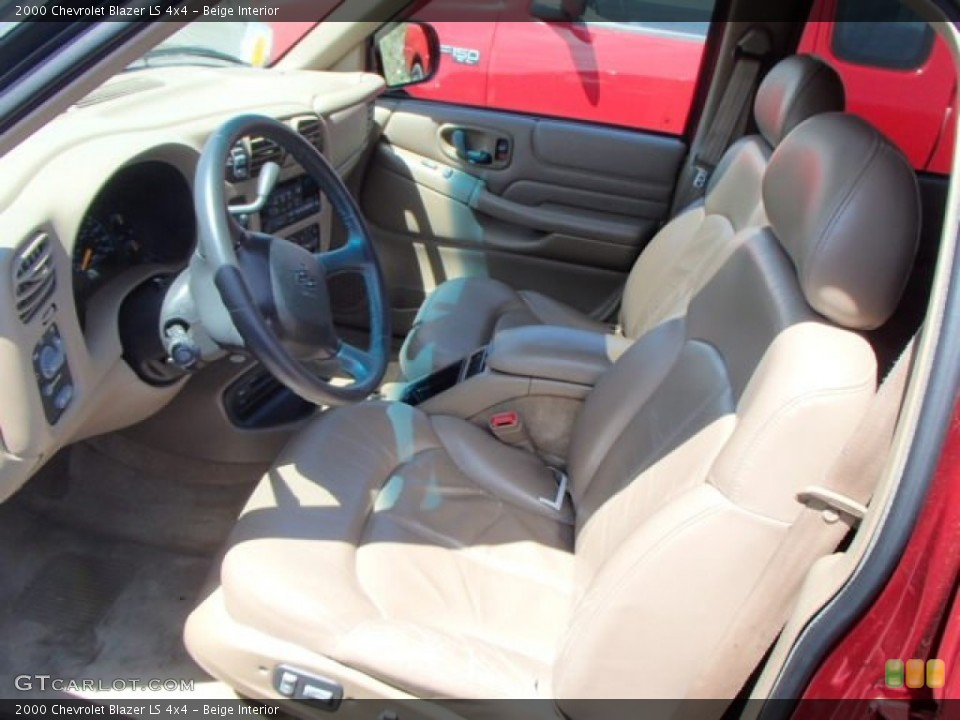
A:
[72,161,195,324]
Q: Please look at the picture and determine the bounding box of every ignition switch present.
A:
[163,323,202,370]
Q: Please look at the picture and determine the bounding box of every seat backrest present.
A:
[619,54,846,340]
[555,113,919,704]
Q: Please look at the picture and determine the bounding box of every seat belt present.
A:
[671,28,772,215]
[685,335,919,704]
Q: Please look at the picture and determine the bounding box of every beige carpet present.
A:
[0,433,266,703]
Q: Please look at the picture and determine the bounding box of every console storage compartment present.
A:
[400,326,632,464]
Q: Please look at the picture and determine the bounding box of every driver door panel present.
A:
[357,98,685,334]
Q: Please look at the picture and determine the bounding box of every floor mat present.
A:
[0,509,214,696]
[0,435,263,701]
[14,553,134,633]
[18,434,267,555]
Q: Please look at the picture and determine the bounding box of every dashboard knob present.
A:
[54,384,74,411]
[38,342,66,379]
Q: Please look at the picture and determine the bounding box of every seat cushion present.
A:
[216,402,575,698]
[399,277,606,380]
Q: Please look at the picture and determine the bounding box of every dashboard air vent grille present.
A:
[296,117,324,153]
[13,233,56,324]
[367,103,375,134]
[249,136,284,175]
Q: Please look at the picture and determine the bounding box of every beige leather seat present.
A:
[185,113,919,708]
[399,55,846,380]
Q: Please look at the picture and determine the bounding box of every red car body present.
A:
[798,6,956,174]
[405,21,708,135]
[386,3,958,173]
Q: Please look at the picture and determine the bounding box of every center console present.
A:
[261,174,321,235]
[399,347,488,406]
[398,326,633,463]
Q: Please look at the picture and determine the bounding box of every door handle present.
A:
[451,129,493,165]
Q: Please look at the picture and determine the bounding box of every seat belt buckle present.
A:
[693,160,713,190]
[489,411,535,451]
[797,486,868,525]
[692,165,710,189]
[539,467,569,512]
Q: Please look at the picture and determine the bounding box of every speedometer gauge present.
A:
[72,213,139,315]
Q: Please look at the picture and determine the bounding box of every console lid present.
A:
[486,326,632,386]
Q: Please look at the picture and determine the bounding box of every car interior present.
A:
[0,0,956,717]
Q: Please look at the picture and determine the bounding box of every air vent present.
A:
[367,104,375,134]
[249,136,284,176]
[296,116,324,153]
[223,367,313,429]
[13,233,56,324]
[75,78,164,108]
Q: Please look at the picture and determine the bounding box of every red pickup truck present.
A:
[267,0,955,174]
[394,2,956,173]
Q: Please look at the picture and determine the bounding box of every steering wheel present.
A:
[190,114,390,406]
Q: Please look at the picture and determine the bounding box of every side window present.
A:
[832,0,934,70]
[404,0,715,135]
[799,0,956,173]
[582,0,713,24]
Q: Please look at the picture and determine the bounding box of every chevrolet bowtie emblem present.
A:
[295,265,318,289]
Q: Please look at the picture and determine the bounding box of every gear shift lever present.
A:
[228,161,280,216]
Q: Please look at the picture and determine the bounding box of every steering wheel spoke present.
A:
[336,342,377,382]
[317,236,367,276]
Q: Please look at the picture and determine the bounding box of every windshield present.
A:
[127,21,315,70]
[0,18,314,68]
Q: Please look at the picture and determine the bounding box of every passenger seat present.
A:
[399,55,846,380]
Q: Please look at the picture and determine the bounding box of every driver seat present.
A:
[185,114,919,707]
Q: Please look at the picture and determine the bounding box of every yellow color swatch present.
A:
[926,659,946,689]
[905,659,926,689]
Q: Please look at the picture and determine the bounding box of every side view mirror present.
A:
[375,21,441,89]
[530,0,587,21]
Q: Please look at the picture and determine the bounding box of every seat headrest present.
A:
[754,55,845,147]
[764,113,920,330]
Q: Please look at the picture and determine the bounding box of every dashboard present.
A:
[0,65,385,503]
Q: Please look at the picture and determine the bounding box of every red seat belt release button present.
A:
[490,411,519,429]
[488,411,534,450]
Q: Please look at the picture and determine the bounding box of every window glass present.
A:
[832,0,934,70]
[124,21,316,70]
[404,2,715,135]
[583,0,713,24]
